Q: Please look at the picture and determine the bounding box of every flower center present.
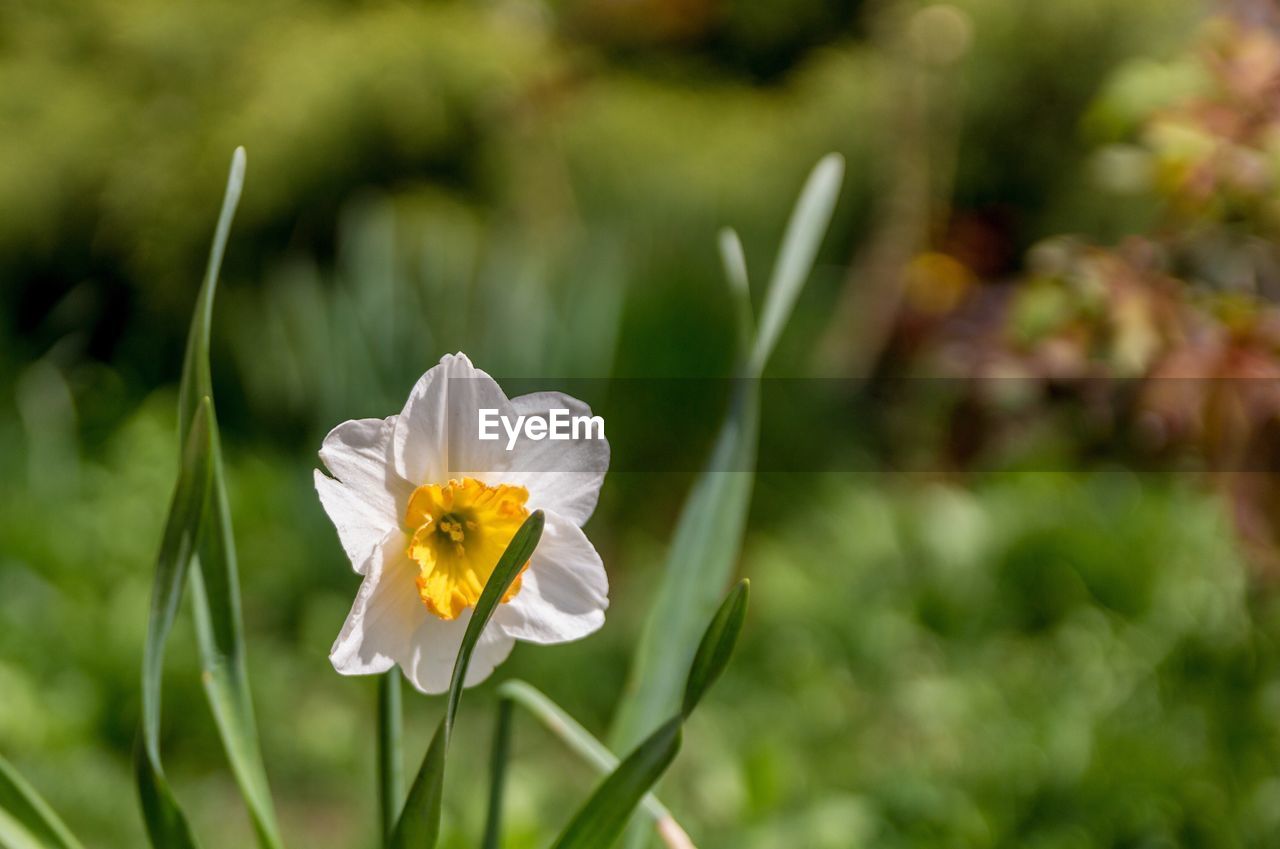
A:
[404,477,531,620]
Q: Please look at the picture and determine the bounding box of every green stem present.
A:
[495,681,678,824]
[481,698,514,849]
[378,671,404,846]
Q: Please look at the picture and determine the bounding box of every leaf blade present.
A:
[0,753,87,849]
[494,680,674,822]
[389,511,545,849]
[750,153,845,375]
[681,579,749,716]
[608,381,758,753]
[550,584,750,849]
[549,719,683,849]
[175,146,285,849]
[136,398,215,849]
[610,156,843,759]
[717,227,754,359]
[609,156,840,849]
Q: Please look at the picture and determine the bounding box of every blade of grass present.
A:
[137,399,215,849]
[549,582,749,849]
[607,382,757,755]
[0,753,87,849]
[681,578,750,716]
[609,158,843,753]
[717,227,753,360]
[609,157,840,849]
[482,681,694,849]
[176,146,285,849]
[178,147,245,440]
[388,511,545,849]
[749,154,844,375]
[378,671,405,844]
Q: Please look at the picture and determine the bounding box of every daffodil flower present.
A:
[316,354,609,693]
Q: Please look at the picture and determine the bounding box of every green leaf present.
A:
[549,584,750,849]
[0,753,86,849]
[137,398,215,849]
[681,579,749,716]
[174,146,285,849]
[389,511,545,849]
[609,155,841,849]
[550,719,683,849]
[607,381,757,756]
[750,153,844,375]
[717,227,754,359]
[178,146,245,439]
[482,680,680,849]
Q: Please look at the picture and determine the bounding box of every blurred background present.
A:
[6,0,1280,846]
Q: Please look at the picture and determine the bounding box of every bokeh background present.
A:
[6,0,1280,846]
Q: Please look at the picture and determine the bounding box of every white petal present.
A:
[315,416,412,574]
[400,612,515,695]
[494,510,608,644]
[392,353,514,484]
[330,531,426,676]
[494,391,609,526]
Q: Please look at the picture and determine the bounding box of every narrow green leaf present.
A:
[608,382,758,755]
[137,398,215,849]
[0,753,86,849]
[749,153,845,375]
[178,146,245,438]
[489,680,675,826]
[610,156,840,849]
[389,511,545,849]
[681,579,749,717]
[174,146,285,849]
[717,227,754,359]
[550,584,751,849]
[549,719,683,849]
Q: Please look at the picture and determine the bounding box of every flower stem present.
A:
[481,698,514,849]
[377,670,404,845]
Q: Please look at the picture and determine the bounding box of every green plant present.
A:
[0,141,846,848]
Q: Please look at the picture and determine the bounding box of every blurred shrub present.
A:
[666,472,1280,848]
[1,0,1199,417]
[7,393,1277,849]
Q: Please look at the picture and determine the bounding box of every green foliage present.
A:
[672,473,1273,848]
[172,149,284,849]
[0,4,1268,849]
[609,153,842,764]
[389,512,545,849]
[682,580,750,718]
[549,582,749,849]
[137,399,214,849]
[0,752,85,849]
[488,681,677,832]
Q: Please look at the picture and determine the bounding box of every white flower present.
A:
[316,353,610,694]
